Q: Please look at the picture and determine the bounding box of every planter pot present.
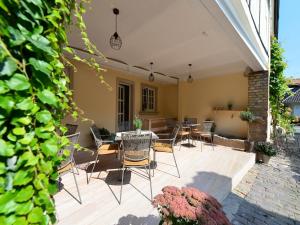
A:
[244,140,254,152]
[256,152,271,164]
[136,128,141,134]
[262,154,271,164]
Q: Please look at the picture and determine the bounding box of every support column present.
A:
[248,71,270,142]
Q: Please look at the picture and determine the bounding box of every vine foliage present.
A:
[270,37,292,135]
[0,0,104,224]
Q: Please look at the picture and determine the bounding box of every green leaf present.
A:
[37,89,57,106]
[0,96,15,112]
[16,201,33,216]
[36,110,52,124]
[35,127,51,139]
[16,98,34,111]
[28,207,44,223]
[0,81,9,94]
[12,127,26,136]
[6,73,30,90]
[41,139,59,157]
[29,58,53,75]
[0,192,17,215]
[7,132,17,142]
[12,216,28,225]
[19,132,35,145]
[8,26,26,46]
[0,58,17,76]
[29,33,55,56]
[0,162,6,175]
[0,140,15,156]
[16,185,34,202]
[17,151,38,167]
[13,169,33,186]
[17,117,31,125]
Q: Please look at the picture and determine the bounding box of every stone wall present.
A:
[248,71,270,142]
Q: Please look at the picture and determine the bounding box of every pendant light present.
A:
[110,8,122,50]
[149,62,154,82]
[187,63,193,83]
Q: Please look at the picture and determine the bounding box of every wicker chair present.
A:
[192,121,214,151]
[58,132,82,204]
[153,125,180,178]
[120,132,153,204]
[88,124,119,183]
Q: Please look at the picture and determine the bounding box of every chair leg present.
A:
[87,153,99,184]
[200,136,203,152]
[172,151,180,178]
[120,165,125,204]
[211,136,214,151]
[147,164,153,200]
[152,151,156,177]
[71,167,82,204]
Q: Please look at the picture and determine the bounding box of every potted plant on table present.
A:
[133,115,143,134]
[240,109,255,152]
[255,142,276,164]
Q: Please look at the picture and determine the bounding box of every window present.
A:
[141,85,157,112]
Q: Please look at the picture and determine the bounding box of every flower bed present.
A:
[153,186,231,225]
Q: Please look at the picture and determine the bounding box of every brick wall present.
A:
[248,72,270,142]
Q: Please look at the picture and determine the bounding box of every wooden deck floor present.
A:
[55,141,255,225]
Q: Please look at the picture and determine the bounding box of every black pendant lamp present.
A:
[187,63,193,83]
[149,62,154,82]
[110,8,122,50]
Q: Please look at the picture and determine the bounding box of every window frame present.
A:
[140,84,158,114]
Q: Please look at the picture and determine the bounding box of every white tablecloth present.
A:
[115,130,159,141]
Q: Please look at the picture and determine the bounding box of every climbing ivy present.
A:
[0,0,104,224]
[270,37,292,135]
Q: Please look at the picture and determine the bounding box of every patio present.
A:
[55,142,255,225]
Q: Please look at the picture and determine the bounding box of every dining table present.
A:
[114,130,159,141]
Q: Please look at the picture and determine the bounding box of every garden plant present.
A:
[0,0,105,224]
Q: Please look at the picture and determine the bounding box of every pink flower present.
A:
[153,186,232,225]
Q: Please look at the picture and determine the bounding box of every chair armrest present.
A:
[102,140,114,143]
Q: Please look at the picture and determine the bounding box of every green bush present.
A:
[255,142,276,156]
[240,110,255,122]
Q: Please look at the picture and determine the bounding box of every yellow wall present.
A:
[66,61,178,146]
[66,61,248,146]
[178,74,248,138]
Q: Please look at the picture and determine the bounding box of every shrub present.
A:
[239,110,255,123]
[153,186,231,225]
[255,142,276,156]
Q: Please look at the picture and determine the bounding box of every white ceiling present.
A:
[68,0,248,82]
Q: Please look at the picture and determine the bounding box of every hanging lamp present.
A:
[149,62,154,82]
[110,8,122,50]
[187,64,193,83]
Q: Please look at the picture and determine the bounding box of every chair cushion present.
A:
[153,142,173,153]
[98,143,118,154]
[177,131,190,136]
[58,162,74,174]
[123,159,150,167]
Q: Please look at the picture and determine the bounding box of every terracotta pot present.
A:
[244,140,254,152]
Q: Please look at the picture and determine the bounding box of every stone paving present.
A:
[223,154,300,225]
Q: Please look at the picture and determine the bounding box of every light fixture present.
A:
[110,8,122,50]
[187,63,193,83]
[149,62,154,82]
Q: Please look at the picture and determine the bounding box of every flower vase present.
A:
[136,128,141,134]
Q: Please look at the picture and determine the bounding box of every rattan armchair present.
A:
[153,125,180,178]
[120,132,153,203]
[58,132,82,204]
[192,121,215,151]
[87,124,119,183]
